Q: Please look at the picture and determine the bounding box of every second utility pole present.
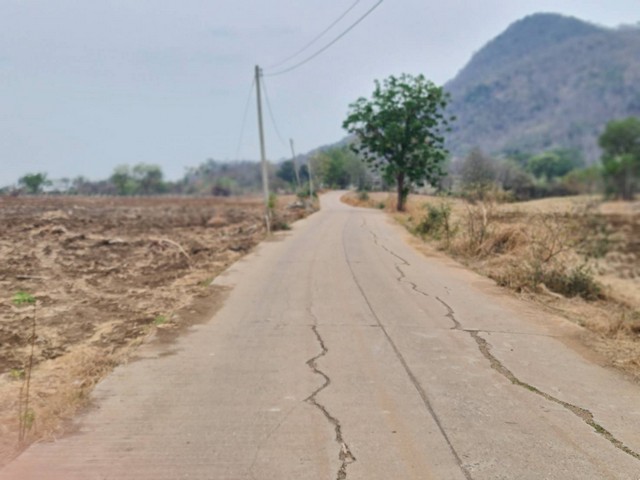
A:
[255,65,271,234]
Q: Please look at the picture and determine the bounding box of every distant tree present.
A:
[322,150,351,189]
[110,165,137,195]
[211,176,238,196]
[599,117,640,200]
[560,166,603,195]
[18,173,50,194]
[298,164,310,183]
[343,73,453,211]
[312,146,366,189]
[132,163,165,194]
[461,148,496,194]
[276,160,298,185]
[527,149,584,180]
[495,160,536,200]
[70,176,96,195]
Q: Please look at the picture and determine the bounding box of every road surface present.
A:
[2,191,640,479]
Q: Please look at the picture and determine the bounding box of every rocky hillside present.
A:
[445,13,640,162]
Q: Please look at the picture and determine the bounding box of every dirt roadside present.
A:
[0,194,314,466]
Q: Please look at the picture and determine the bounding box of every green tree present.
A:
[312,146,367,189]
[110,165,137,195]
[527,149,584,180]
[276,160,298,185]
[18,173,50,194]
[343,74,453,211]
[132,163,165,194]
[599,117,640,200]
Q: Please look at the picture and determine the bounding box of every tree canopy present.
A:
[599,117,640,200]
[343,73,453,211]
[312,146,368,190]
[526,149,584,180]
[18,173,50,194]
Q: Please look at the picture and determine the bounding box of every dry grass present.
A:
[343,191,640,379]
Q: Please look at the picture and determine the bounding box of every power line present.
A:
[266,0,362,70]
[234,76,256,160]
[264,0,384,77]
[261,75,287,146]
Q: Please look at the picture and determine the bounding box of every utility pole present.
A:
[255,65,271,234]
[289,138,300,188]
[308,155,315,199]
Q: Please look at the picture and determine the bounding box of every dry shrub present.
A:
[620,310,640,335]
[480,225,527,255]
[584,305,640,340]
[451,201,497,256]
[488,212,603,300]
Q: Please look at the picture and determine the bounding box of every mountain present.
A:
[445,13,640,163]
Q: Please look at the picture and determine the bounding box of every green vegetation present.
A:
[18,173,50,194]
[12,292,36,305]
[599,117,640,200]
[311,146,369,190]
[343,73,453,211]
[526,149,584,180]
[415,202,455,247]
[446,146,604,201]
[110,163,167,195]
[9,368,25,380]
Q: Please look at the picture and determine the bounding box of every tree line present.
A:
[5,74,639,204]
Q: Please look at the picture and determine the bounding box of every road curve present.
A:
[2,191,640,479]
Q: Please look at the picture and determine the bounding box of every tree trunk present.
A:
[396,173,406,212]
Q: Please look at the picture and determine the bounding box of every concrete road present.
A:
[3,191,640,479]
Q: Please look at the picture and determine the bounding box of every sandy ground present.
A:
[0,194,313,465]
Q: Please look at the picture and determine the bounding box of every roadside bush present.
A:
[358,190,370,202]
[415,202,455,247]
[541,264,602,300]
[296,184,317,199]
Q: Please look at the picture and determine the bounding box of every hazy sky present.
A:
[1,0,639,186]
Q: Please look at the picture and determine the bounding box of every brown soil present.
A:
[0,194,313,465]
[344,191,640,380]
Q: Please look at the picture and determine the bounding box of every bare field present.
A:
[344,191,640,379]
[0,195,312,465]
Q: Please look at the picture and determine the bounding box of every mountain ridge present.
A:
[444,12,640,162]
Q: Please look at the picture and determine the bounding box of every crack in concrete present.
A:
[363,216,640,465]
[344,221,473,480]
[364,221,432,300]
[305,317,356,479]
[435,296,640,463]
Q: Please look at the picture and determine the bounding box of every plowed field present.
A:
[0,195,312,464]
